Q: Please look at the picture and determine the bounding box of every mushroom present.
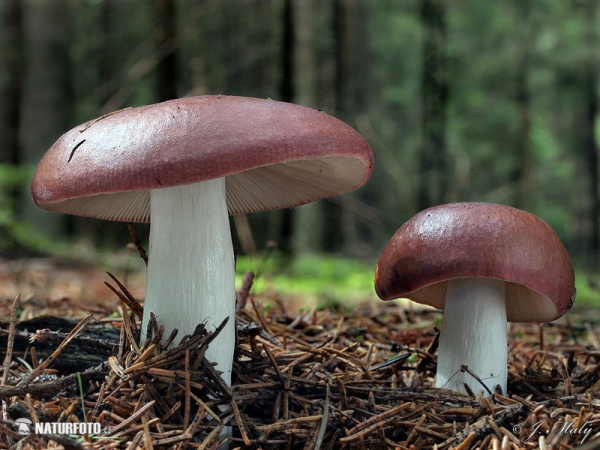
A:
[375,202,575,396]
[31,95,373,385]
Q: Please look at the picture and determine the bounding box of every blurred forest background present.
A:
[0,0,599,274]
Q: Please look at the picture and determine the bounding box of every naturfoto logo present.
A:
[15,419,106,436]
[15,418,32,436]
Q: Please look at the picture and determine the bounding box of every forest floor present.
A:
[0,257,599,449]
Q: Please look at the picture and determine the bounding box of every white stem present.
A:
[143,178,235,385]
[434,278,507,396]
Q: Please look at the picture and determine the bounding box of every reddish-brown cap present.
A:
[375,202,575,322]
[31,95,373,222]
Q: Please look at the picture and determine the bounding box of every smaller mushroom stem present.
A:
[144,177,235,385]
[434,278,508,396]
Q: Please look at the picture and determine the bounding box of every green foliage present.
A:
[234,252,600,312]
[0,164,39,253]
[235,253,600,312]
[0,164,67,256]
[0,164,30,221]
[570,269,600,309]
[3,0,599,273]
[235,253,377,305]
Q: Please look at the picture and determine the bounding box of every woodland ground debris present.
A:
[0,265,599,449]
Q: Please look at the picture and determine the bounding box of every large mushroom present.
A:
[31,95,373,385]
[375,202,575,396]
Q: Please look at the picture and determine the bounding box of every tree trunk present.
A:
[321,0,349,253]
[339,0,374,256]
[0,0,23,165]
[278,0,296,259]
[290,0,323,254]
[154,0,178,101]
[418,0,449,211]
[583,0,599,266]
[0,1,25,255]
[19,0,69,236]
[511,0,532,210]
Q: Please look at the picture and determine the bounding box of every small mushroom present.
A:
[375,202,575,396]
[31,95,373,385]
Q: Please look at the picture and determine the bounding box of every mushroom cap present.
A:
[31,95,373,222]
[375,202,575,322]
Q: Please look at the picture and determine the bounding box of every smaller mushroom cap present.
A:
[375,202,575,322]
[31,95,373,222]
